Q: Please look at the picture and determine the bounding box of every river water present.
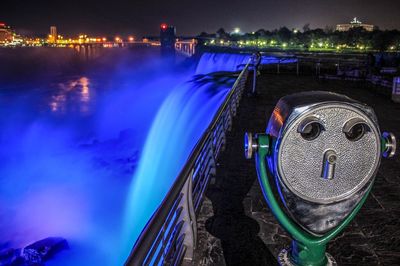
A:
[0,47,250,265]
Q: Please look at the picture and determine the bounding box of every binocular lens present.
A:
[300,122,322,141]
[345,123,366,141]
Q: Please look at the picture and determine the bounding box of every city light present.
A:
[161,23,168,30]
[233,27,241,34]
[0,20,399,52]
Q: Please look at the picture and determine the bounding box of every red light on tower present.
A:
[161,23,168,30]
[0,22,5,27]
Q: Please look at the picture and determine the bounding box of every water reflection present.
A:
[50,77,93,115]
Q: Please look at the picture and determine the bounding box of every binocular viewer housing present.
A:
[245,91,396,237]
[267,91,384,235]
[245,91,397,266]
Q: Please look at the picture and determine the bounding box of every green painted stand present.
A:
[254,133,373,266]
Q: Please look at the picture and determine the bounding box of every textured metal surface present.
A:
[280,180,370,234]
[278,248,337,266]
[278,104,381,204]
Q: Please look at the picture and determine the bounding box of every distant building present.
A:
[160,23,176,57]
[49,26,57,43]
[336,17,374,32]
[0,22,14,43]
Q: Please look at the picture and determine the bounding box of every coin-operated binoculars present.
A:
[245,91,396,266]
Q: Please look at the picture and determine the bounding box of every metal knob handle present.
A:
[382,132,397,158]
[244,132,258,159]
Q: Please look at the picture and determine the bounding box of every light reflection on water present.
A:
[49,76,92,115]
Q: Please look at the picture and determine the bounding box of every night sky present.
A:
[1,0,400,37]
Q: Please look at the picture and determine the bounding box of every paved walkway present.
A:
[193,73,400,266]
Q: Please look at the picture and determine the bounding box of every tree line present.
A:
[198,25,400,52]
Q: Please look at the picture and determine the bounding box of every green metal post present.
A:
[255,133,373,266]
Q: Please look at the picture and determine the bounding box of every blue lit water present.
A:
[0,49,287,265]
[0,47,191,265]
[195,52,251,74]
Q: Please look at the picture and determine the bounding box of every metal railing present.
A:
[260,56,368,77]
[125,59,251,266]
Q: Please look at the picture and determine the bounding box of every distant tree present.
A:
[324,25,334,34]
[303,23,311,33]
[309,28,326,42]
[255,29,268,37]
[197,31,217,43]
[198,32,209,37]
[372,30,398,51]
[216,28,228,39]
[202,25,400,52]
[277,27,292,42]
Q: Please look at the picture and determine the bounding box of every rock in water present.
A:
[24,237,69,261]
[21,248,42,265]
[0,248,28,266]
[1,238,69,265]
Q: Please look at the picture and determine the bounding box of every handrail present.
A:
[125,58,252,266]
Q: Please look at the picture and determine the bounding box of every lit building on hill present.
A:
[336,17,374,32]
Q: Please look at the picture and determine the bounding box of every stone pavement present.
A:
[193,73,400,266]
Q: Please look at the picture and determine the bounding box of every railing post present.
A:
[296,60,299,76]
[161,220,167,262]
[252,65,257,94]
[277,60,280,74]
[392,77,400,103]
[316,62,321,76]
[181,170,197,263]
